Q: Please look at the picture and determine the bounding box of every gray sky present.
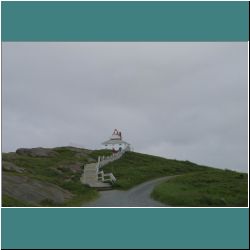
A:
[2,42,248,172]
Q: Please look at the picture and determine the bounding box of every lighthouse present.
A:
[102,129,130,152]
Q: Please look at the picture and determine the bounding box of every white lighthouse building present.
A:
[102,129,130,152]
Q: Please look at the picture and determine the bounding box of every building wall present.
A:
[103,143,127,151]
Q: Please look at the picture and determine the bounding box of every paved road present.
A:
[82,176,173,207]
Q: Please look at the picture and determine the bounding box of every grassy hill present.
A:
[151,169,248,207]
[104,152,248,207]
[2,147,248,207]
[104,151,210,189]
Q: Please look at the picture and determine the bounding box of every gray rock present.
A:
[67,164,82,173]
[16,147,58,157]
[2,161,25,173]
[2,172,73,206]
[58,163,83,173]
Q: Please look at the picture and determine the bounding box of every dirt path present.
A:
[82,176,173,207]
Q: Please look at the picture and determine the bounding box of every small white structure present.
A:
[102,129,130,151]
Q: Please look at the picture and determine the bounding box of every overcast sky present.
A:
[1,42,248,172]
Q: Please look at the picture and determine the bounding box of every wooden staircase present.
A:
[80,146,129,189]
[80,163,114,189]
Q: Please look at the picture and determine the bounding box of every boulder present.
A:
[68,164,82,173]
[16,147,58,157]
[2,172,73,206]
[58,163,83,173]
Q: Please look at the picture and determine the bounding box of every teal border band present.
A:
[1,208,249,249]
[1,2,249,249]
[1,1,249,41]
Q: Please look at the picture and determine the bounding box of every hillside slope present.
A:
[104,152,248,206]
[2,147,109,206]
[104,151,212,189]
[2,147,248,207]
[151,170,248,207]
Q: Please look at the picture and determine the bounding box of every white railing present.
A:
[81,145,130,186]
[98,171,116,183]
[104,173,116,183]
[97,145,130,170]
[98,171,104,181]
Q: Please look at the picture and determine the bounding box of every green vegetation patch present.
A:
[151,169,248,207]
[88,149,112,161]
[2,195,33,207]
[104,151,210,190]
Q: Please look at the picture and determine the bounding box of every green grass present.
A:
[2,195,34,207]
[88,149,112,161]
[151,169,248,207]
[104,151,210,190]
[2,147,89,182]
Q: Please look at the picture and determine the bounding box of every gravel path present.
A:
[82,176,173,207]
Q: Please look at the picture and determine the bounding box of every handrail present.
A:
[103,173,116,183]
[81,145,130,186]
[98,145,130,170]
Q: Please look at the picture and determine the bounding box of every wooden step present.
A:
[87,181,112,189]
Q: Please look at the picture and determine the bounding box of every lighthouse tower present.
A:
[102,129,130,152]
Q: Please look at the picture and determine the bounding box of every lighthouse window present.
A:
[119,144,122,145]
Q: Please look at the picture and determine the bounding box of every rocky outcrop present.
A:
[16,147,58,157]
[2,172,73,206]
[2,146,102,206]
[2,161,26,173]
[56,163,83,174]
[67,164,82,173]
